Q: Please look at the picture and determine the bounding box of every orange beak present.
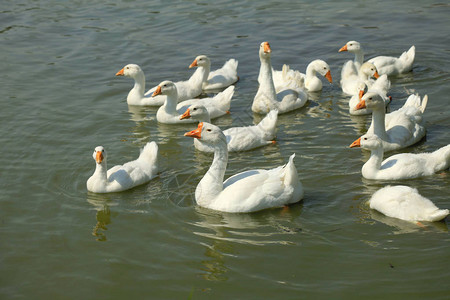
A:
[179,108,191,120]
[116,68,124,76]
[338,44,348,52]
[349,137,361,148]
[189,59,198,68]
[355,99,366,110]
[96,151,104,164]
[358,89,365,100]
[373,71,380,79]
[263,42,271,53]
[184,122,203,139]
[152,86,162,97]
[325,70,332,83]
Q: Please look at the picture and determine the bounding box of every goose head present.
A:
[184,122,227,145]
[360,62,380,79]
[180,104,209,121]
[312,59,332,83]
[356,81,368,101]
[350,134,383,150]
[339,41,361,53]
[152,80,177,97]
[115,64,143,78]
[355,92,384,111]
[92,146,106,165]
[259,41,272,60]
[189,55,211,69]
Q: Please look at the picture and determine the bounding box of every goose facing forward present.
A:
[350,134,450,180]
[252,42,308,114]
[180,104,278,152]
[87,142,158,193]
[184,122,303,213]
[369,185,448,222]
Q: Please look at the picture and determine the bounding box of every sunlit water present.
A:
[1,0,449,299]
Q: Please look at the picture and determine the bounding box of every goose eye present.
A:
[369,97,372,100]
[363,138,367,140]
[206,129,212,132]
[102,149,105,152]
[193,108,197,111]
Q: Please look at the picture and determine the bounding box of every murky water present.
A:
[1,0,449,299]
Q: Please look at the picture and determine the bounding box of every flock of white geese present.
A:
[87,41,449,224]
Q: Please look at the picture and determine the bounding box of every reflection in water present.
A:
[190,205,303,281]
[87,193,119,241]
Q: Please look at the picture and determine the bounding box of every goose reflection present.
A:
[86,193,119,241]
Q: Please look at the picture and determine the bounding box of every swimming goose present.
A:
[348,74,391,115]
[189,55,239,91]
[180,104,278,152]
[350,134,449,180]
[184,122,303,213]
[87,142,158,193]
[252,42,308,114]
[341,61,380,96]
[274,59,332,92]
[355,92,427,151]
[369,185,449,222]
[339,41,415,76]
[116,61,208,106]
[152,80,233,124]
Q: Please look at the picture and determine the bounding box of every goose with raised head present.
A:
[349,74,391,115]
[116,58,208,106]
[152,80,233,124]
[350,134,449,180]
[184,122,303,213]
[252,42,308,114]
[341,61,380,96]
[369,185,449,222]
[180,104,278,152]
[355,92,427,151]
[189,55,239,91]
[339,40,415,76]
[87,142,159,193]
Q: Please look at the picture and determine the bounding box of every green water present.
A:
[1,0,449,299]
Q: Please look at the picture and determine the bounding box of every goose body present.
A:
[349,74,391,115]
[356,92,427,151]
[369,185,449,222]
[189,55,238,91]
[180,105,278,152]
[339,41,415,76]
[184,122,303,213]
[87,142,158,193]
[274,59,332,92]
[252,42,308,115]
[350,134,450,180]
[341,61,380,96]
[152,80,234,124]
[116,60,208,106]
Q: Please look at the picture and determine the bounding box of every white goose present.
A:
[350,134,450,180]
[116,59,208,106]
[348,74,391,115]
[184,122,304,213]
[369,185,449,222]
[339,40,415,76]
[152,80,233,124]
[252,42,308,114]
[341,61,380,96]
[274,59,332,92]
[189,55,239,91]
[180,104,278,152]
[87,142,158,193]
[355,92,427,151]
